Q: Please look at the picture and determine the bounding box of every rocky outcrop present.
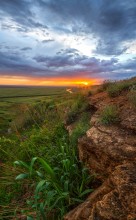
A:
[65,91,136,220]
[65,163,136,220]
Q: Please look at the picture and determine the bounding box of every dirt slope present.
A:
[65,89,136,220]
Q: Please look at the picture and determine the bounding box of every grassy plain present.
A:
[0,86,93,219]
[0,86,69,134]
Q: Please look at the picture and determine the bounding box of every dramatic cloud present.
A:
[42,39,54,43]
[0,0,136,84]
[21,47,32,51]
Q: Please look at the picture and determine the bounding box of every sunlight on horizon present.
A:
[0,76,101,86]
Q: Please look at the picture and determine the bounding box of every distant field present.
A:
[0,86,72,134]
[0,86,67,98]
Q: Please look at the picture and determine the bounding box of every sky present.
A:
[0,0,136,86]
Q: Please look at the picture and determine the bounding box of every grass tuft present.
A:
[107,79,136,97]
[100,105,119,125]
[128,90,136,107]
[66,94,90,125]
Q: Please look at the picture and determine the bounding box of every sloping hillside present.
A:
[65,78,136,220]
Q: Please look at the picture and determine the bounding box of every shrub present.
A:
[87,90,92,96]
[66,110,78,124]
[128,90,136,107]
[100,105,119,125]
[107,83,127,97]
[96,80,113,93]
[102,80,113,91]
[107,80,136,97]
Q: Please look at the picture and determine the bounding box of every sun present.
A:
[82,82,89,86]
[75,81,89,86]
[79,81,89,86]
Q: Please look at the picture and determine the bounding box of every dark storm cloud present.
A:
[21,47,32,51]
[0,0,48,32]
[0,47,136,80]
[34,54,77,67]
[94,40,128,56]
[59,49,79,55]
[0,0,32,27]
[0,50,46,76]
[92,0,136,55]
[34,49,118,73]
[34,49,85,67]
[38,0,136,55]
[1,0,136,55]
[42,39,54,43]
[33,50,136,79]
[0,0,31,16]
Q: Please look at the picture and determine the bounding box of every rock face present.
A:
[64,91,136,220]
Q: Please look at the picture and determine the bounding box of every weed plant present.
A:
[100,105,119,125]
[14,124,93,219]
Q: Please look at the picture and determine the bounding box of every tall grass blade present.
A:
[38,158,55,180]
[15,173,29,180]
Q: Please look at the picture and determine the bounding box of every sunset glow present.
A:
[76,82,89,86]
[0,75,101,86]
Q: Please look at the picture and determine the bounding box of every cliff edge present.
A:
[65,80,136,220]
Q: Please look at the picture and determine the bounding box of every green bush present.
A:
[96,80,113,93]
[107,83,127,97]
[128,90,136,107]
[87,90,92,96]
[107,80,136,97]
[102,80,113,91]
[100,105,119,125]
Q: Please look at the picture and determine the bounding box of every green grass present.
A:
[14,132,93,219]
[96,78,136,97]
[0,87,77,134]
[70,112,91,147]
[106,78,136,97]
[100,105,119,125]
[0,87,94,219]
[128,90,136,107]
[0,86,67,98]
[97,80,113,93]
[66,94,90,125]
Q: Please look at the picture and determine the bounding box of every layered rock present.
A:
[65,91,136,220]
